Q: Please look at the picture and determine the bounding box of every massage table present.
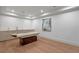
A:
[11,32,39,45]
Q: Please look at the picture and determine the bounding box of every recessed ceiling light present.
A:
[25,16,36,19]
[7,8,15,13]
[25,16,31,18]
[11,10,15,12]
[41,12,50,16]
[5,12,17,16]
[25,14,36,19]
[41,10,44,13]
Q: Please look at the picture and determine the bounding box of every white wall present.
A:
[33,10,79,46]
[0,15,33,31]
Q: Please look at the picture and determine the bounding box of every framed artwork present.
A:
[42,18,51,32]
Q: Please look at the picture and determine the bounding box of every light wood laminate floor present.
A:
[0,36,79,53]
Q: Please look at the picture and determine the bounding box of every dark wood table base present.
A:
[19,36,37,45]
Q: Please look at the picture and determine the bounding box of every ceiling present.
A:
[0,6,79,20]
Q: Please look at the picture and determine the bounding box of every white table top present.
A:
[11,31,39,38]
